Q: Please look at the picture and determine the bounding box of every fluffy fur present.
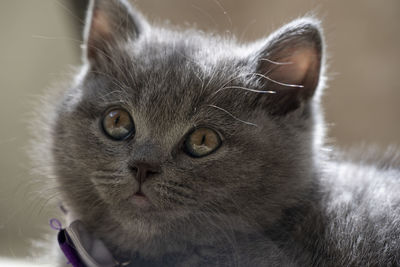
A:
[32,0,400,266]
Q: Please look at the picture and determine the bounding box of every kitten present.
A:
[33,0,400,266]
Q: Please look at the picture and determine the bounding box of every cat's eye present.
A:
[184,127,222,158]
[102,108,135,140]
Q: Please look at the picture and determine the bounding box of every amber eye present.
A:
[102,108,135,140]
[184,127,222,158]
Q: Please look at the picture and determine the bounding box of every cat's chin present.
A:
[109,197,189,228]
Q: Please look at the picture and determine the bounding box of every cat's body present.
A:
[262,158,400,267]
[314,159,400,266]
[32,0,400,266]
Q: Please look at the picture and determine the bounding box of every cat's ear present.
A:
[253,18,323,115]
[83,0,147,63]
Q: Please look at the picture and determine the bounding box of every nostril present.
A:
[130,166,138,173]
[129,161,161,182]
[147,169,159,176]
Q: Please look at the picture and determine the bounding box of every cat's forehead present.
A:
[133,28,246,67]
[94,30,253,128]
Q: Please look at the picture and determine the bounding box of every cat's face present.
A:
[51,0,323,247]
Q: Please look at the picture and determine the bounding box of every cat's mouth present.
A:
[131,189,152,208]
[135,191,145,197]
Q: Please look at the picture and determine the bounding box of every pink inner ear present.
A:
[90,9,112,41]
[291,48,316,83]
[269,46,319,87]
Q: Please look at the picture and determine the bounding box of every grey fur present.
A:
[32,0,400,266]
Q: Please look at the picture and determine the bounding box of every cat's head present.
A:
[50,0,324,252]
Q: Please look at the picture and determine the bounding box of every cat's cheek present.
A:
[92,186,112,203]
[92,182,132,206]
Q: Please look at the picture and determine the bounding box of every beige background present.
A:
[0,0,399,260]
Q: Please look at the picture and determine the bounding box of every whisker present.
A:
[211,73,252,96]
[204,67,219,91]
[212,0,233,32]
[166,181,194,191]
[54,0,85,25]
[255,73,304,88]
[38,193,61,216]
[86,197,106,213]
[208,104,258,127]
[31,35,83,44]
[214,85,276,95]
[212,70,302,98]
[156,183,194,199]
[191,4,218,28]
[239,19,257,41]
[89,70,129,91]
[260,58,293,65]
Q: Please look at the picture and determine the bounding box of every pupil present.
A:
[201,134,206,145]
[114,115,120,126]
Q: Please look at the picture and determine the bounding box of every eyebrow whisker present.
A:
[208,104,258,127]
[214,86,276,95]
[254,73,304,88]
[259,58,293,65]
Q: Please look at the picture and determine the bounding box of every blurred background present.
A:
[0,0,399,262]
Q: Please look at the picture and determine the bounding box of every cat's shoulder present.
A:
[312,147,400,265]
[322,146,400,210]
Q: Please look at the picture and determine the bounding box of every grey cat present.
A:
[32,0,400,266]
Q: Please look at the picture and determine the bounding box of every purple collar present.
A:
[51,219,130,267]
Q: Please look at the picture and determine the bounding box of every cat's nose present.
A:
[130,161,161,184]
